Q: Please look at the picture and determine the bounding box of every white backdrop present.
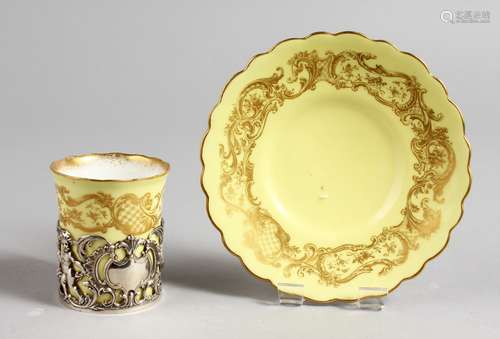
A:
[0,1,498,338]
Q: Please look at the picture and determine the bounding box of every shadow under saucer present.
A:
[164,251,276,302]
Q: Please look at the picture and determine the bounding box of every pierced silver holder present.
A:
[57,220,164,313]
[277,283,387,311]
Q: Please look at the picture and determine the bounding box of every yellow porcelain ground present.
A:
[201,32,471,302]
[51,153,169,242]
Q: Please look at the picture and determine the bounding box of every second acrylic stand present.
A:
[276,283,388,311]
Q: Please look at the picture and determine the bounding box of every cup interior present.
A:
[50,153,170,181]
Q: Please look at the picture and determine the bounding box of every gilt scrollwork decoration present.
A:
[56,185,163,235]
[218,50,456,286]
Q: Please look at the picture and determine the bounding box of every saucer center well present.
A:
[252,85,414,245]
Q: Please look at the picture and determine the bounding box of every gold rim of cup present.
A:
[50,152,170,182]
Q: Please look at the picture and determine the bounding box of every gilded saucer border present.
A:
[200,31,472,303]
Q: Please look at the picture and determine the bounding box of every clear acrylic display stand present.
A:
[276,283,305,306]
[277,283,388,311]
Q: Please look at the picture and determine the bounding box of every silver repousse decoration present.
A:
[57,221,164,312]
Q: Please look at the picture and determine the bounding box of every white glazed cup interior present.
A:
[50,153,170,181]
